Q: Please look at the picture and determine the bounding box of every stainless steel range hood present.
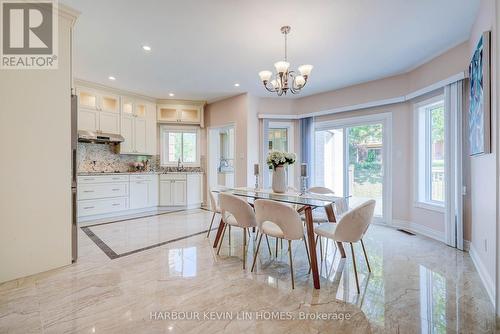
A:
[78,130,124,144]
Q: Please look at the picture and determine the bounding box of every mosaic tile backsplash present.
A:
[77,143,203,173]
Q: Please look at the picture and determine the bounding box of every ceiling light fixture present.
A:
[108,76,116,81]
[169,93,175,97]
[234,83,240,87]
[258,26,313,96]
[142,45,151,52]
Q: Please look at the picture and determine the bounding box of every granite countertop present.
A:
[77,171,204,176]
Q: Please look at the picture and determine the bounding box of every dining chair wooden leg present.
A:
[206,212,216,238]
[217,224,227,255]
[251,233,263,272]
[315,235,323,262]
[303,235,311,270]
[247,228,251,239]
[325,238,329,259]
[275,237,278,258]
[243,228,247,269]
[265,235,272,256]
[255,230,259,242]
[288,240,295,289]
[228,225,231,246]
[360,239,371,272]
[350,242,360,294]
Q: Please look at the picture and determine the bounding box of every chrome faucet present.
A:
[177,158,183,171]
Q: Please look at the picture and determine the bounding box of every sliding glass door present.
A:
[347,124,383,217]
[315,117,389,222]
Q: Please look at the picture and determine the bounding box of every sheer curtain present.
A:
[444,80,464,249]
[300,117,315,188]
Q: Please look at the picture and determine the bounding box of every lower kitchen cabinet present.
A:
[129,174,158,210]
[77,173,159,221]
[159,173,201,208]
[77,173,201,221]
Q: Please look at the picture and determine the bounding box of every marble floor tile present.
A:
[0,209,496,333]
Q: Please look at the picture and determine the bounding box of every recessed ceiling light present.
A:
[142,45,151,52]
[234,83,240,87]
[108,76,116,81]
[169,93,175,97]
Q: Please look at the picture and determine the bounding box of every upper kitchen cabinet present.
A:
[157,102,205,127]
[120,97,156,156]
[77,86,120,134]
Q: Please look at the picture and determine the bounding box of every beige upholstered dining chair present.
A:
[251,199,311,289]
[305,186,336,223]
[207,191,221,238]
[217,193,257,269]
[314,200,376,293]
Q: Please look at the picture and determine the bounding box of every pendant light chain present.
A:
[284,31,287,62]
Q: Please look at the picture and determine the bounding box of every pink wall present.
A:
[466,0,497,306]
[204,94,249,187]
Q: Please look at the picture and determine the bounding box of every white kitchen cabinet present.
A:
[99,111,120,134]
[129,174,158,209]
[160,174,186,207]
[120,98,155,155]
[78,109,99,132]
[157,103,204,127]
[172,180,187,206]
[130,179,149,209]
[78,197,128,217]
[77,174,159,221]
[186,174,201,206]
[120,115,134,153]
[134,117,147,154]
[77,175,130,218]
[159,180,173,206]
[159,174,201,208]
[77,87,120,134]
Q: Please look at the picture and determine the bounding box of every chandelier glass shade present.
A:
[258,26,313,96]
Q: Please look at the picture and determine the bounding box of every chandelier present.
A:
[258,26,313,96]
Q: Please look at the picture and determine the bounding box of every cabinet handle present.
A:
[112,188,120,191]
[83,206,95,209]
[83,178,95,181]
[112,203,120,206]
[83,190,94,193]
[112,177,121,180]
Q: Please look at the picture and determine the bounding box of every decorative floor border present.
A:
[81,209,187,228]
[81,210,219,259]
[81,225,219,259]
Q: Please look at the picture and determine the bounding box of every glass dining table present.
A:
[211,186,346,289]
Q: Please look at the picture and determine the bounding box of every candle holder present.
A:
[300,176,308,195]
[254,163,260,190]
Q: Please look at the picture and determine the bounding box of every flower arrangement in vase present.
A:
[266,151,296,193]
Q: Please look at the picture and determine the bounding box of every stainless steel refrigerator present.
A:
[71,94,78,262]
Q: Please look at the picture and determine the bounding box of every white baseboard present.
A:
[469,243,496,307]
[391,219,445,243]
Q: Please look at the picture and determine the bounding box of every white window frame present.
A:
[313,112,392,224]
[262,121,295,188]
[414,95,445,212]
[160,125,201,167]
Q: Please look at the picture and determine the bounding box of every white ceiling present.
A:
[63,0,479,102]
